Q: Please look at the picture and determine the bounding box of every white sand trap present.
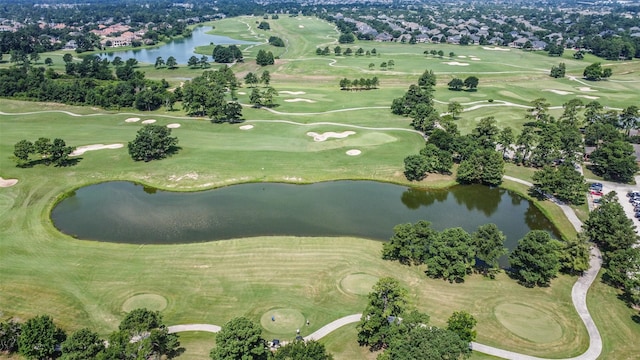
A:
[279,91,306,95]
[285,98,316,103]
[0,177,18,187]
[444,61,469,66]
[577,95,600,100]
[299,25,304,28]
[167,123,181,129]
[70,143,124,156]
[237,91,246,95]
[545,89,573,95]
[141,119,156,124]
[239,125,254,130]
[578,87,597,92]
[125,117,140,123]
[470,57,481,61]
[346,149,361,156]
[457,55,467,58]
[307,131,356,142]
[483,46,510,51]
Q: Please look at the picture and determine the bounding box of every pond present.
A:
[98,26,258,65]
[51,181,559,250]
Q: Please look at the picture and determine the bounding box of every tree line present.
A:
[13,137,76,168]
[339,77,380,91]
[315,46,378,57]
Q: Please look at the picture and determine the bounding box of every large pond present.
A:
[51,181,559,250]
[99,26,258,65]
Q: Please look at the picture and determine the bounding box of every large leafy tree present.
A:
[380,326,470,360]
[61,328,105,360]
[471,116,499,149]
[583,62,612,81]
[210,317,268,360]
[0,320,21,354]
[448,101,463,119]
[584,193,639,253]
[446,311,477,343]
[18,315,66,360]
[272,340,333,360]
[424,227,475,282]
[13,139,33,165]
[532,164,588,205]
[357,277,408,350]
[382,220,438,266]
[559,232,591,276]
[509,230,561,287]
[589,140,639,183]
[447,78,464,91]
[463,76,479,90]
[472,223,507,277]
[128,124,179,162]
[456,149,504,186]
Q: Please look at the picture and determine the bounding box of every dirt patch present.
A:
[70,144,124,156]
[0,177,18,187]
[307,131,355,142]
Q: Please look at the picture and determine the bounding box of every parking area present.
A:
[589,177,640,235]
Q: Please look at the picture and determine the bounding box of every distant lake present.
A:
[99,26,258,65]
[51,181,559,260]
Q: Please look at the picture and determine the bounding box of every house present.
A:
[64,40,77,50]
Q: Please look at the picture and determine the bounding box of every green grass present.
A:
[2,13,640,360]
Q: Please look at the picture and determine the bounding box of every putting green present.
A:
[122,293,168,312]
[260,308,306,334]
[495,303,563,343]
[340,273,379,296]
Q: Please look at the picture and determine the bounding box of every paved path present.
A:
[303,314,363,341]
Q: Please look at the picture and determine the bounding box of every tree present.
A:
[333,45,341,56]
[13,139,34,165]
[457,149,504,186]
[533,164,588,204]
[448,78,464,91]
[256,50,275,66]
[418,70,436,89]
[584,193,639,253]
[44,57,53,66]
[463,76,479,90]
[383,220,438,266]
[403,155,429,181]
[166,56,177,69]
[449,51,455,58]
[559,232,591,276]
[128,125,179,162]
[50,138,75,167]
[619,105,639,136]
[221,102,243,124]
[604,247,640,306]
[448,101,463,119]
[210,317,268,360]
[200,55,210,68]
[589,140,639,183]
[154,56,165,68]
[268,36,285,47]
[583,62,611,81]
[446,311,477,343]
[387,59,395,69]
[419,143,453,174]
[472,116,499,149]
[424,227,475,282]
[260,71,271,86]
[63,53,73,64]
[497,127,514,160]
[338,33,355,44]
[550,62,566,78]
[257,21,270,30]
[509,230,561,287]
[472,223,507,277]
[272,340,333,360]
[381,326,470,360]
[18,315,66,360]
[244,72,258,87]
[0,320,21,354]
[61,328,105,360]
[188,55,199,68]
[357,277,407,350]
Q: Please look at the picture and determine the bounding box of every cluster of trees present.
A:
[268,36,285,47]
[0,309,182,360]
[212,44,243,64]
[187,55,210,69]
[13,137,76,167]
[210,317,333,360]
[244,70,271,87]
[256,49,275,66]
[583,62,612,81]
[584,193,640,307]
[338,77,380,91]
[315,46,378,57]
[357,277,475,359]
[154,56,180,69]
[423,49,455,58]
[128,125,179,162]
[550,62,566,78]
[181,67,243,123]
[545,43,565,57]
[447,76,479,91]
[249,87,279,108]
[383,220,590,287]
[257,21,271,30]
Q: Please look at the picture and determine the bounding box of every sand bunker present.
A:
[284,98,316,103]
[545,89,573,95]
[346,149,362,156]
[299,25,304,28]
[237,91,246,95]
[70,143,124,156]
[307,131,355,142]
[141,119,156,124]
[578,87,597,92]
[470,57,481,61]
[0,177,18,187]
[483,46,510,51]
[239,125,254,130]
[167,123,181,129]
[279,91,306,95]
[444,61,469,66]
[577,95,600,100]
[125,117,140,123]
[457,55,467,58]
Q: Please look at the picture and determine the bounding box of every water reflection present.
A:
[400,188,449,209]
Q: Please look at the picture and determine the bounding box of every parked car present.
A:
[627,191,640,198]
[593,198,602,204]
[590,183,603,191]
[591,190,603,196]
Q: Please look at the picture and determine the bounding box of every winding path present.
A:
[165,176,603,360]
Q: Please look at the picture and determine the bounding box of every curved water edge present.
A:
[51,180,560,256]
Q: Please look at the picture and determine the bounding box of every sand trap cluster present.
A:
[444,61,469,66]
[483,46,510,51]
[545,89,573,95]
[577,95,600,100]
[239,125,254,130]
[142,119,156,124]
[346,149,362,156]
[167,123,181,129]
[307,131,355,142]
[279,91,306,95]
[70,143,124,156]
[285,98,316,103]
[578,87,597,92]
[125,117,140,123]
[0,177,18,187]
